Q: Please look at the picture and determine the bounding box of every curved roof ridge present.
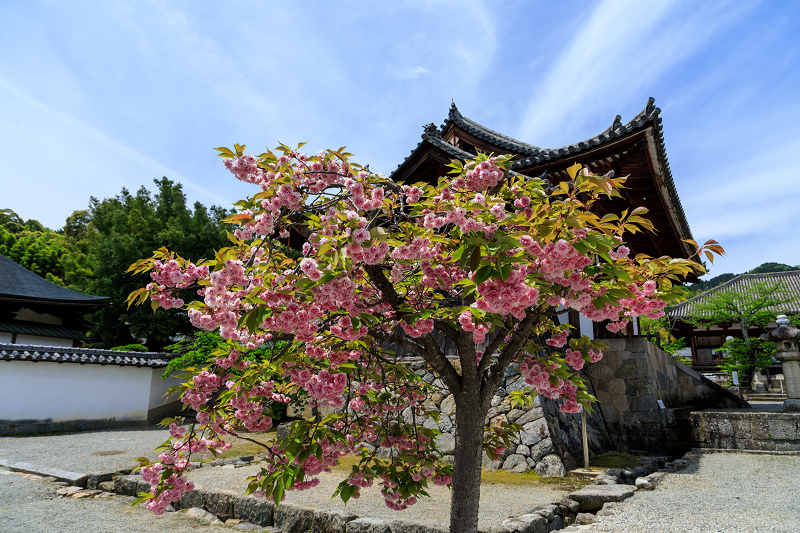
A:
[512,97,660,168]
[448,103,543,156]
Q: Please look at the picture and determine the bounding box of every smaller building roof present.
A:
[0,343,173,368]
[667,270,800,320]
[0,253,109,307]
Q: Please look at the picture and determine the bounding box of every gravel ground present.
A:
[591,452,800,533]
[0,427,573,531]
[0,426,166,473]
[0,469,217,533]
[187,463,571,531]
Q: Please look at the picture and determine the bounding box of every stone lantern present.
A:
[761,315,800,411]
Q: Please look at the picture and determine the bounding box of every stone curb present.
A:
[0,451,691,532]
[0,458,88,487]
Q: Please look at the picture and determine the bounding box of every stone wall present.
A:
[583,337,744,455]
[689,410,800,452]
[404,359,613,476]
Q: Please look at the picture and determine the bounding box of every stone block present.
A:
[731,418,752,439]
[768,419,797,440]
[347,517,392,533]
[314,510,357,533]
[530,438,555,462]
[519,419,548,446]
[440,395,456,417]
[751,419,771,440]
[275,503,315,533]
[611,394,629,413]
[86,472,114,490]
[525,504,557,521]
[482,451,501,471]
[515,408,544,426]
[435,433,455,455]
[548,516,564,531]
[175,489,206,510]
[503,454,529,473]
[516,444,531,457]
[113,475,141,496]
[507,409,526,423]
[607,378,626,396]
[186,507,220,523]
[11,462,87,487]
[534,455,566,477]
[234,496,274,527]
[557,496,580,514]
[205,491,236,521]
[516,514,548,533]
[568,484,636,512]
[389,520,447,533]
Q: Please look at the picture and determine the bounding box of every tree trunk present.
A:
[449,386,491,533]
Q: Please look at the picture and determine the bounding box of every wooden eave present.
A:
[390,99,697,278]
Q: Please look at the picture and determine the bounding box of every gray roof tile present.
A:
[667,271,800,320]
[0,253,109,306]
[0,343,173,368]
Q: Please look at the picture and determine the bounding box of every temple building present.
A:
[0,252,109,347]
[391,98,696,340]
[0,252,180,434]
[667,270,800,373]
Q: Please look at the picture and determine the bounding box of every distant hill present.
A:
[689,262,799,293]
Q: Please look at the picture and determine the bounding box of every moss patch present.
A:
[590,452,642,469]
[480,469,592,490]
[200,430,275,461]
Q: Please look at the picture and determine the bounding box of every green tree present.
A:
[87,178,230,349]
[639,315,689,362]
[687,279,797,387]
[130,146,720,530]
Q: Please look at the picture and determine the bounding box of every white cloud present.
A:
[515,0,744,146]
[0,76,229,227]
[393,65,430,80]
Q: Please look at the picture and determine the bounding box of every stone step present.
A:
[747,393,787,401]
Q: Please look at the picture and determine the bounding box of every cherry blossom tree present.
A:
[128,143,720,533]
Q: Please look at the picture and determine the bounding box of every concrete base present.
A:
[783,399,800,412]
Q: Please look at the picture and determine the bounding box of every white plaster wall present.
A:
[148,370,182,410]
[0,361,153,422]
[0,332,12,343]
[14,335,73,347]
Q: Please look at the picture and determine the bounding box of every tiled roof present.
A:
[0,320,88,341]
[508,98,661,169]
[448,104,542,156]
[0,344,174,368]
[667,271,800,320]
[391,99,691,251]
[0,253,109,306]
[392,125,543,185]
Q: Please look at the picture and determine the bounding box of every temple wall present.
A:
[583,337,743,455]
[0,360,181,435]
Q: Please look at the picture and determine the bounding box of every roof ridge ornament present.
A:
[645,97,657,117]
[612,115,622,132]
[448,102,461,121]
[423,123,440,138]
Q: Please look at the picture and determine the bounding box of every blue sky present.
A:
[1,0,798,278]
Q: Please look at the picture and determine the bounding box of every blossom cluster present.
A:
[131,145,699,516]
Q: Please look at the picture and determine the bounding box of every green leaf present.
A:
[499,263,512,281]
[474,265,493,286]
